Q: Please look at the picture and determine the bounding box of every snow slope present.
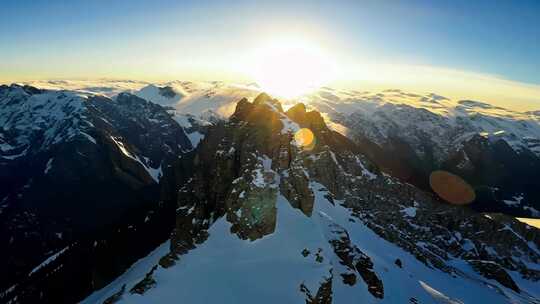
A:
[83,185,537,304]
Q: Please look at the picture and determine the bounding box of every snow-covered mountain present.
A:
[134,81,260,117]
[18,80,540,217]
[302,88,540,159]
[0,84,191,190]
[0,84,192,303]
[21,79,261,123]
[26,80,540,153]
[82,94,540,304]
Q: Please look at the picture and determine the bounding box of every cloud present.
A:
[336,63,540,111]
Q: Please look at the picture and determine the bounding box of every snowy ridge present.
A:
[0,85,93,160]
[134,84,184,106]
[302,88,540,159]
[0,84,190,183]
[133,81,260,122]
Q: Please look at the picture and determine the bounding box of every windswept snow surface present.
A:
[83,183,535,303]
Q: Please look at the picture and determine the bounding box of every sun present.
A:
[248,38,336,98]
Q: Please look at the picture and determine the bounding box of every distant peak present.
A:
[115,92,148,105]
[253,92,283,112]
[286,102,327,131]
[158,86,177,98]
[253,92,272,105]
[458,99,496,109]
[144,83,157,88]
[22,85,43,95]
[0,84,43,96]
[134,84,183,105]
[287,103,307,114]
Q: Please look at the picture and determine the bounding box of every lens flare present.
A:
[429,170,476,205]
[294,128,316,150]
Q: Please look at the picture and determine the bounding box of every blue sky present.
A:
[1,0,539,86]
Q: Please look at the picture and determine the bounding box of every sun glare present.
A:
[248,38,336,98]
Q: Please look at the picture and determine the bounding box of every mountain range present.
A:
[1,80,539,303]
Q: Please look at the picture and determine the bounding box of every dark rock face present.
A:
[300,276,333,304]
[90,93,192,168]
[443,135,540,216]
[102,285,125,304]
[169,97,290,252]
[129,265,158,295]
[0,85,192,303]
[158,86,177,98]
[469,260,520,292]
[286,103,326,132]
[227,186,278,241]
[326,221,384,298]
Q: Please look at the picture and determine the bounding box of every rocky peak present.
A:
[158,86,177,98]
[0,84,43,96]
[252,92,284,112]
[0,83,24,95]
[21,84,44,95]
[252,92,271,105]
[115,92,150,107]
[171,94,381,243]
[286,103,327,132]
